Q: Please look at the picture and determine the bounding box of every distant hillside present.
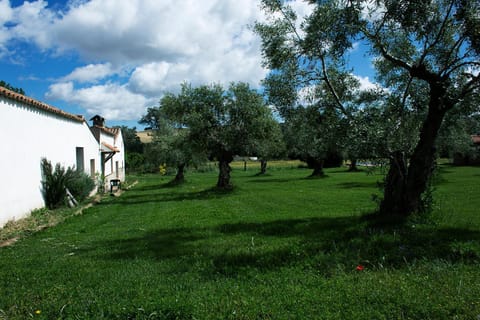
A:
[136,130,154,143]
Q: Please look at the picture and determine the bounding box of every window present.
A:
[90,159,95,178]
[76,147,84,172]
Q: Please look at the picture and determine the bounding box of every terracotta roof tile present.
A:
[92,125,119,137]
[0,86,85,123]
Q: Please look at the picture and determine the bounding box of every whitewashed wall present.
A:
[114,131,125,181]
[99,130,125,182]
[0,97,100,226]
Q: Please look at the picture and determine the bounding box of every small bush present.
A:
[40,158,95,209]
[65,168,96,202]
[41,158,69,209]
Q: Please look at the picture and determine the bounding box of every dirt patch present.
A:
[0,237,19,248]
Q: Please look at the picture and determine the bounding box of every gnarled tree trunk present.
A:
[306,157,325,177]
[380,87,449,217]
[174,163,186,184]
[259,159,267,175]
[379,151,408,215]
[217,152,234,189]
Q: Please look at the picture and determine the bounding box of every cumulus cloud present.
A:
[0,0,13,54]
[62,63,114,83]
[0,0,12,22]
[10,0,56,49]
[353,75,381,91]
[47,81,155,120]
[2,0,311,120]
[128,62,187,95]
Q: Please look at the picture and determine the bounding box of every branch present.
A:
[276,3,302,43]
[401,76,413,110]
[418,0,455,66]
[439,36,467,76]
[320,57,350,118]
[377,44,413,72]
[444,56,480,78]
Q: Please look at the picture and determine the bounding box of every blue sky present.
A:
[0,0,377,129]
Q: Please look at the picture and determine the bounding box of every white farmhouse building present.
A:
[0,86,125,227]
[89,115,125,184]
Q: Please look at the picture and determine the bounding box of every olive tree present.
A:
[256,0,480,217]
[162,82,280,189]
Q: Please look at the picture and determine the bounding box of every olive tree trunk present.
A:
[307,157,325,177]
[380,88,449,217]
[259,159,267,175]
[174,163,186,184]
[217,153,234,189]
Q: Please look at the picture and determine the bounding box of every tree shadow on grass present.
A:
[78,215,480,278]
[100,186,236,206]
[132,180,188,192]
[215,217,480,276]
[102,228,204,260]
[246,177,302,184]
[336,181,379,189]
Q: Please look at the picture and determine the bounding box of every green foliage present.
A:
[282,105,346,175]
[40,158,95,209]
[125,152,147,173]
[0,80,25,95]
[257,0,480,216]
[64,168,95,202]
[157,82,281,187]
[119,126,143,154]
[40,158,69,209]
[117,126,145,173]
[141,90,216,179]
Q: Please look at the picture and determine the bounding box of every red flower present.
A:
[356,265,365,271]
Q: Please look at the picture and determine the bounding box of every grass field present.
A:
[0,163,479,319]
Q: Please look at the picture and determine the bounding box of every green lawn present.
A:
[1,164,480,319]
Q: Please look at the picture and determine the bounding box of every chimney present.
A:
[90,115,105,127]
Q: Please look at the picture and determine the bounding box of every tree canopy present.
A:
[0,80,25,95]
[256,0,480,217]
[158,82,280,189]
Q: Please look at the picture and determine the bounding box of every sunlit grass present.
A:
[0,164,479,319]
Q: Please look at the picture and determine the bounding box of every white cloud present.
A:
[289,0,315,21]
[1,0,313,120]
[10,0,56,49]
[49,0,265,64]
[0,0,13,54]
[353,75,380,91]
[46,81,74,99]
[47,82,155,120]
[361,0,386,23]
[62,63,114,83]
[0,0,12,23]
[128,62,188,95]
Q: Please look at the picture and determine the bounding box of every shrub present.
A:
[40,158,95,209]
[40,158,69,209]
[65,167,96,202]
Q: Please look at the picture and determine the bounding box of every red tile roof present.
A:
[91,125,120,137]
[0,86,85,123]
